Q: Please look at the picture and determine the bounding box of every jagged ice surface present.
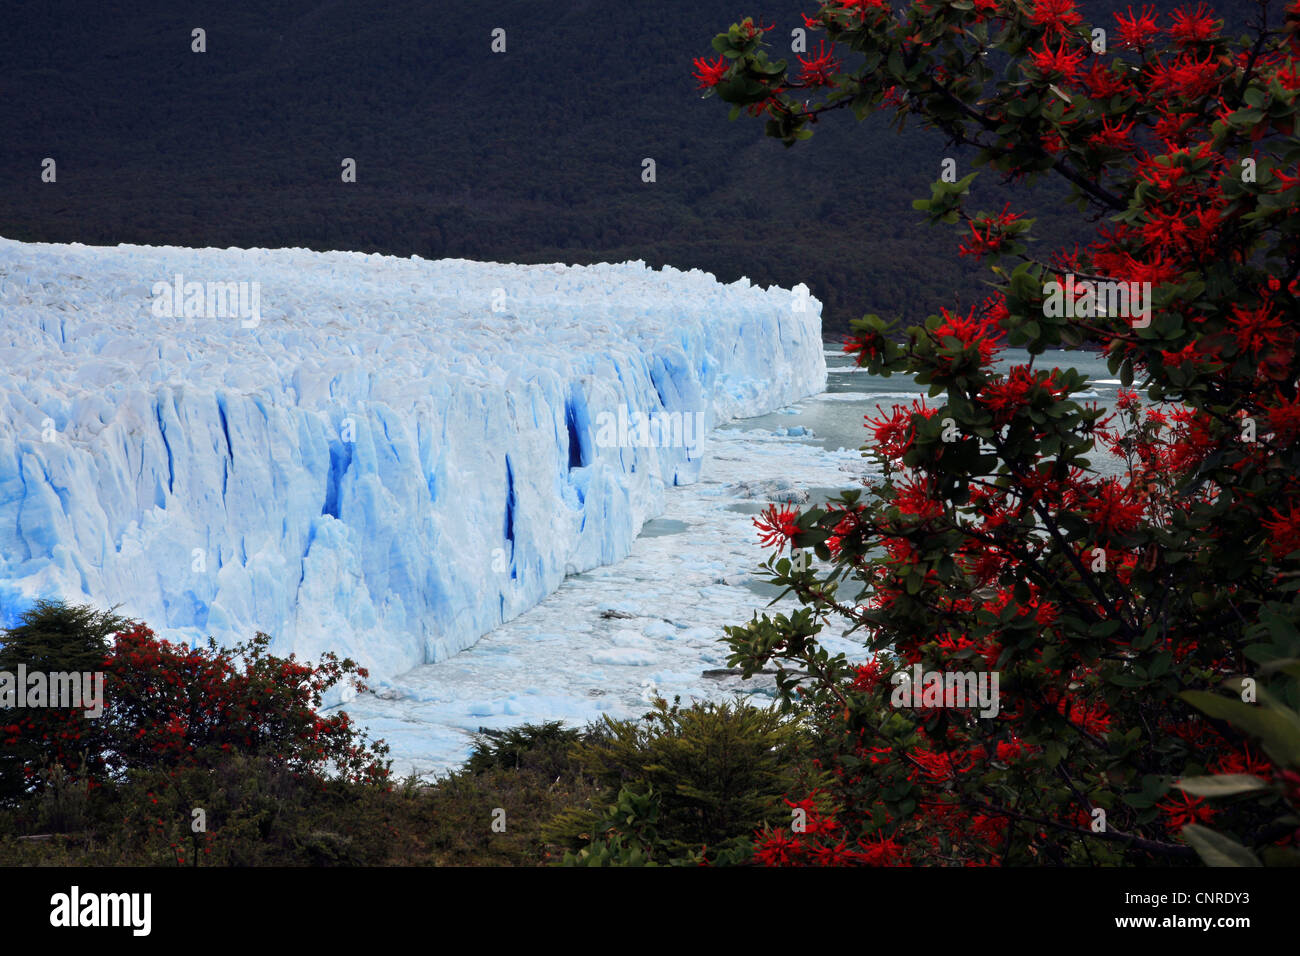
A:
[0,238,825,696]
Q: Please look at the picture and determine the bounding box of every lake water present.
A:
[733,341,1128,478]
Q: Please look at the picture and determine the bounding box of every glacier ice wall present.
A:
[0,238,825,689]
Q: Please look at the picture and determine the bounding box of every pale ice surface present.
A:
[0,238,826,704]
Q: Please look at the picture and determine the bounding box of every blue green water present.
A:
[719,341,1128,480]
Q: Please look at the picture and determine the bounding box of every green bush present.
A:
[545,697,822,865]
[464,721,585,779]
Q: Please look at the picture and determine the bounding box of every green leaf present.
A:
[1121,791,1157,809]
[1180,825,1261,867]
[1180,691,1300,766]
[1044,740,1068,768]
[1174,774,1270,797]
[1258,658,1300,679]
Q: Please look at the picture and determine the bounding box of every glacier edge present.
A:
[0,238,826,694]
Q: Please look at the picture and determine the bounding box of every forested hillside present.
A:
[0,0,1263,332]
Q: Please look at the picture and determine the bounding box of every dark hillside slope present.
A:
[0,0,1262,332]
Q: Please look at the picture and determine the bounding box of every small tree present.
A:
[0,601,127,800]
[695,1,1300,864]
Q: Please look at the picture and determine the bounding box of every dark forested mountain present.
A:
[0,1,1265,333]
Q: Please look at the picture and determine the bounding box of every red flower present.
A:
[1114,5,1160,50]
[745,93,789,118]
[852,654,888,692]
[1088,115,1135,150]
[692,56,728,90]
[958,204,1023,260]
[1262,503,1300,560]
[856,831,905,866]
[980,367,1067,425]
[808,840,867,866]
[865,401,934,460]
[1132,156,1190,196]
[996,740,1024,763]
[1084,479,1145,538]
[982,292,1010,324]
[837,0,888,23]
[754,503,800,552]
[797,41,841,87]
[1229,303,1293,355]
[842,332,874,358]
[970,812,1010,848]
[753,828,806,866]
[911,746,979,784]
[1265,393,1300,444]
[1159,791,1217,829]
[1211,744,1273,777]
[1084,60,1131,99]
[1030,38,1087,82]
[737,18,776,40]
[1030,0,1083,36]
[931,305,1003,367]
[1159,340,1218,370]
[1148,51,1223,101]
[1140,205,1193,248]
[1151,108,1203,147]
[1168,3,1220,46]
[1276,59,1300,91]
[1110,247,1183,288]
[958,220,1002,260]
[1056,696,1112,734]
[893,475,945,521]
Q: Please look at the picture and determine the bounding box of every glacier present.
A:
[0,237,826,694]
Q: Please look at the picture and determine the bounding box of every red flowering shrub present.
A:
[701,1,1300,865]
[102,625,390,787]
[0,603,390,806]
